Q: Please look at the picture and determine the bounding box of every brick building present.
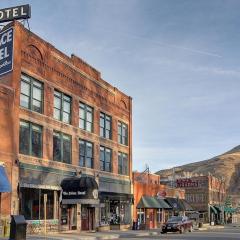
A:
[0,21,132,232]
[133,171,186,229]
[175,175,226,223]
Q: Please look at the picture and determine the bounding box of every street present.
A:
[21,225,240,240]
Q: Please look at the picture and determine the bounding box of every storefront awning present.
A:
[60,176,98,202]
[165,197,184,211]
[181,199,194,211]
[214,205,223,213]
[0,165,11,192]
[136,196,171,209]
[210,205,218,214]
[224,206,236,214]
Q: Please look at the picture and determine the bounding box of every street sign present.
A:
[44,193,47,203]
[0,27,13,76]
[0,5,31,23]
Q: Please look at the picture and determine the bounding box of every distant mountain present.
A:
[156,146,240,202]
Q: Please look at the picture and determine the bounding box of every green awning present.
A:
[224,207,236,214]
[210,205,218,214]
[157,198,172,209]
[214,205,223,212]
[136,196,171,209]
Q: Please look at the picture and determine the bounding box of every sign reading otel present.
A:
[0,4,31,76]
[0,5,31,23]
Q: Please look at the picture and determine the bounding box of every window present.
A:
[100,146,112,172]
[118,152,129,175]
[20,188,55,220]
[137,209,145,224]
[20,73,43,113]
[54,90,71,124]
[157,209,163,223]
[79,139,93,168]
[118,121,128,145]
[53,131,71,164]
[19,120,42,157]
[100,112,112,139]
[79,102,93,132]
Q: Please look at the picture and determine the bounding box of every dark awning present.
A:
[136,196,171,209]
[0,165,11,193]
[157,198,172,209]
[180,199,194,211]
[165,197,185,211]
[60,176,98,201]
[214,205,223,212]
[210,205,218,214]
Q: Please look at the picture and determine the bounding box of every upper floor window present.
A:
[20,73,43,113]
[19,120,42,158]
[118,152,129,175]
[53,131,71,164]
[79,102,93,132]
[79,139,93,168]
[100,146,112,172]
[118,121,128,145]
[100,112,112,139]
[54,90,71,124]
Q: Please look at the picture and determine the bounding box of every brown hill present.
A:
[155,146,240,198]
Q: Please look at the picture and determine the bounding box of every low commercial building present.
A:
[133,171,186,229]
[0,21,133,233]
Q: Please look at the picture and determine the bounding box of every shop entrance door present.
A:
[81,205,94,231]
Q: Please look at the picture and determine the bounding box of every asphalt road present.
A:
[119,226,240,240]
[17,225,240,240]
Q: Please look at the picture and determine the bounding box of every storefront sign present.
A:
[0,27,13,76]
[62,191,86,196]
[0,5,31,23]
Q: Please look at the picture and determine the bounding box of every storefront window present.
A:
[157,209,163,222]
[137,208,145,224]
[119,201,131,224]
[110,200,120,225]
[100,201,110,225]
[20,188,56,220]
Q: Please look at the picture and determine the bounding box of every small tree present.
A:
[224,195,232,207]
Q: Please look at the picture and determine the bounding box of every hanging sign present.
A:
[0,5,31,23]
[0,27,13,76]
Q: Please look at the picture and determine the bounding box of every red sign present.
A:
[176,179,198,188]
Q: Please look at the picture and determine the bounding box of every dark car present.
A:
[161,216,193,234]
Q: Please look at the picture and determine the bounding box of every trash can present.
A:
[9,215,27,240]
[198,222,203,228]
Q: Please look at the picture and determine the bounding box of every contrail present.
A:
[94,26,222,58]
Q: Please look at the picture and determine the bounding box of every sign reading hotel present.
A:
[0,27,13,76]
[0,5,31,23]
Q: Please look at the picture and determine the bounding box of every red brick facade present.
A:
[0,21,132,232]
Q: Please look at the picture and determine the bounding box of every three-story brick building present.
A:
[0,21,132,232]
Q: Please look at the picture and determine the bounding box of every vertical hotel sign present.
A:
[0,27,13,76]
[0,4,31,76]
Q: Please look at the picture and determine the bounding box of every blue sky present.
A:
[2,0,240,172]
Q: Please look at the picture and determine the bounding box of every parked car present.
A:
[161,216,193,234]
